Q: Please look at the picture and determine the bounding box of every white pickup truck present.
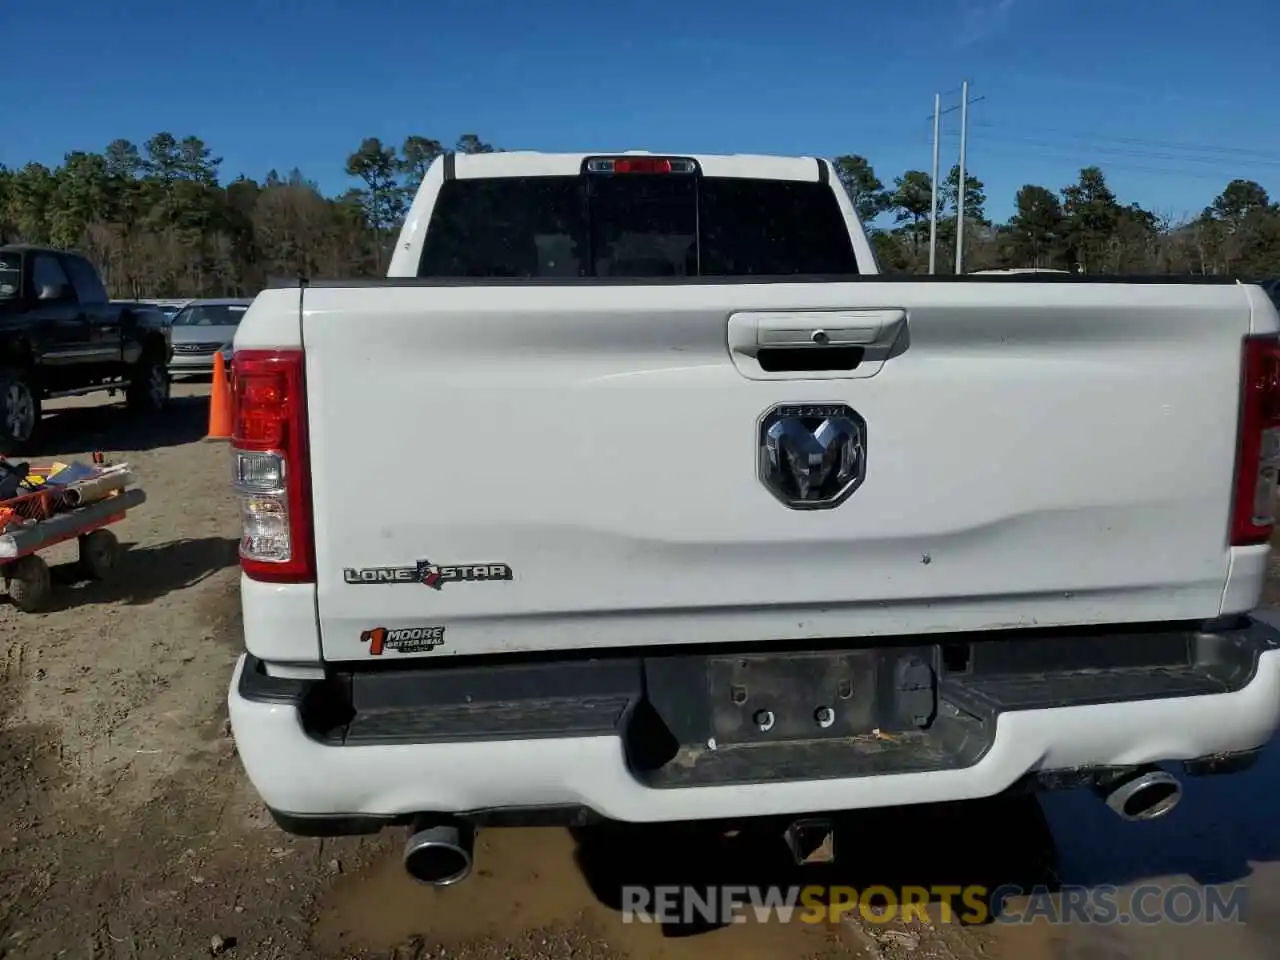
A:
[227,150,1280,885]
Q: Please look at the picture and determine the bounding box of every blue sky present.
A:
[2,0,1277,223]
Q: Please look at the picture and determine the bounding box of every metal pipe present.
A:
[402,817,474,886]
[59,470,134,507]
[955,79,969,275]
[1096,766,1183,821]
[929,93,940,275]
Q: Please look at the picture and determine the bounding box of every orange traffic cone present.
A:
[205,352,232,441]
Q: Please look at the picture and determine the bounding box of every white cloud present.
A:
[956,0,1019,47]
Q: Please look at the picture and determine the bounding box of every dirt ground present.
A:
[0,382,1275,960]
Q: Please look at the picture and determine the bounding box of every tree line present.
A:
[833,156,1279,278]
[0,131,1276,298]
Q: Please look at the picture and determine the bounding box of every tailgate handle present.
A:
[756,315,891,346]
[727,309,907,380]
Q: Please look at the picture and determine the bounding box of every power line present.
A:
[900,108,1275,221]
[948,129,1280,169]
[941,140,1276,184]
[940,134,1280,185]
[970,69,1244,112]
[969,122,1280,161]
[924,96,986,122]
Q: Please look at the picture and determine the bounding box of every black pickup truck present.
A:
[0,245,172,449]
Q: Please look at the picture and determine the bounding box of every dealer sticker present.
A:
[360,625,446,655]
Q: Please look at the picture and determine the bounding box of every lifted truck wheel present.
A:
[126,358,169,414]
[0,367,41,452]
[78,529,121,581]
[6,555,51,612]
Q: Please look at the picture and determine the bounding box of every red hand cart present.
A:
[0,478,146,612]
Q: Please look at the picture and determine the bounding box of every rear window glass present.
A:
[64,255,108,305]
[172,304,249,326]
[0,253,19,299]
[417,174,859,279]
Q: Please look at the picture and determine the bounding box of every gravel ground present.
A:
[0,382,1274,960]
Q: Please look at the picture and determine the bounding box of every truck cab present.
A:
[0,245,172,448]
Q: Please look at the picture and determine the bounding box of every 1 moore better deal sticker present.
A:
[360,625,446,655]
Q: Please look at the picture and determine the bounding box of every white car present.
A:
[226,150,1280,885]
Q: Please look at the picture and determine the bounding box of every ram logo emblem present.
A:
[758,403,867,510]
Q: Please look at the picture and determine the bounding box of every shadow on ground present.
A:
[23,394,211,457]
[11,535,240,610]
[570,742,1280,938]
[1037,743,1280,889]
[571,794,1060,934]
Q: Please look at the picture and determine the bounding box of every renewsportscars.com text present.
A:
[621,884,1248,926]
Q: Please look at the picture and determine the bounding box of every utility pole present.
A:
[373,185,383,275]
[955,79,970,275]
[929,93,941,275]
[929,85,983,274]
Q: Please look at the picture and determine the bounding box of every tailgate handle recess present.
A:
[758,346,863,372]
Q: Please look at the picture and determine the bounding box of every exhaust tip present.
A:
[1099,767,1183,822]
[403,819,474,886]
[784,818,836,865]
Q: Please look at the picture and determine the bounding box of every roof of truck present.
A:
[445,151,830,182]
[971,268,1072,275]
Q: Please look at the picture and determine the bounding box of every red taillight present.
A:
[1231,335,1280,545]
[230,349,315,582]
[614,158,672,174]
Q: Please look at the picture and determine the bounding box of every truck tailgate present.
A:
[298,280,1253,661]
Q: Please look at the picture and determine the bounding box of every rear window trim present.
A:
[276,274,1242,289]
[294,274,867,288]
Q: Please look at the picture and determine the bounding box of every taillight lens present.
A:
[230,349,315,582]
[1232,335,1280,545]
[584,156,697,175]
